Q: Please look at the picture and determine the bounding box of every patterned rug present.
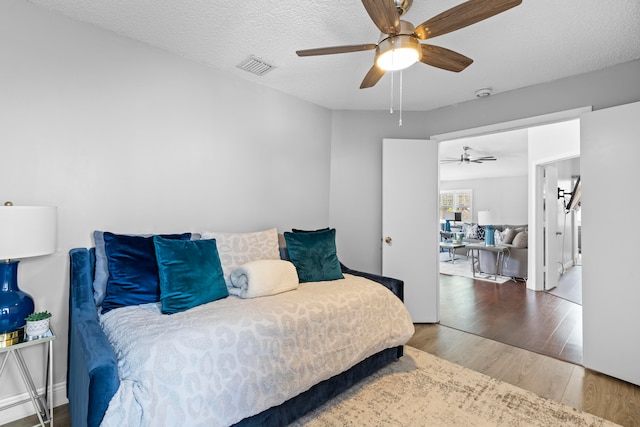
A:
[439,255,510,284]
[292,346,617,426]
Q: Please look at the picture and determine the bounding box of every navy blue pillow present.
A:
[284,228,344,283]
[154,236,228,314]
[101,232,191,314]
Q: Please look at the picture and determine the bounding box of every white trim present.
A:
[430,106,592,142]
[0,381,67,425]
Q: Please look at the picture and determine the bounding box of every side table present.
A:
[465,244,509,280]
[439,241,466,263]
[0,329,55,426]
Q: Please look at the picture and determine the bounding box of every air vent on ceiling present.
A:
[236,55,276,76]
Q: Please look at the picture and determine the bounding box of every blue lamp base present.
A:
[0,260,35,336]
[484,225,495,246]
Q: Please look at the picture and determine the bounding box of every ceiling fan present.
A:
[440,146,497,164]
[296,0,522,89]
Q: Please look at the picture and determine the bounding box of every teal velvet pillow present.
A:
[284,228,344,283]
[153,236,228,314]
[101,232,191,314]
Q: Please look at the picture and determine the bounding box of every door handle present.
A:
[385,236,392,245]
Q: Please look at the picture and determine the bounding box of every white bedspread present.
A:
[99,274,414,427]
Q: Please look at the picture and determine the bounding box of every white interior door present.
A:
[382,139,439,322]
[544,165,559,290]
[582,101,640,386]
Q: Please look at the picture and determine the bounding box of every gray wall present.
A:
[440,176,529,226]
[0,0,332,416]
[330,59,640,273]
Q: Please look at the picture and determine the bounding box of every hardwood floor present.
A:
[1,404,69,427]
[439,272,583,365]
[6,329,640,427]
[548,265,582,305]
[408,323,640,427]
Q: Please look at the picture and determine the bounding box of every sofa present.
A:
[68,228,414,427]
[444,223,528,280]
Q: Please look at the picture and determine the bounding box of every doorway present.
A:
[433,108,586,365]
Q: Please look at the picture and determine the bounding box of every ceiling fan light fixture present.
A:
[376,35,422,71]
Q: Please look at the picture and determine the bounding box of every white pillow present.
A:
[200,228,280,287]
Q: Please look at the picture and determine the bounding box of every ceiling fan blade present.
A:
[361,0,400,34]
[296,44,377,57]
[440,158,461,163]
[419,44,473,72]
[360,65,386,89]
[414,0,522,40]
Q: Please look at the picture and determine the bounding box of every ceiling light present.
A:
[376,21,422,71]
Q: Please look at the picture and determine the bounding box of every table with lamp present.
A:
[465,210,508,280]
[0,202,57,426]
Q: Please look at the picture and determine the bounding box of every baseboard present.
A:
[0,381,67,424]
[562,260,574,273]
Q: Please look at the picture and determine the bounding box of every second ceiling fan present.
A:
[441,146,497,164]
[296,0,522,89]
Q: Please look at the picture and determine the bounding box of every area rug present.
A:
[439,256,510,285]
[292,346,616,426]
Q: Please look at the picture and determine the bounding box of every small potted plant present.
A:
[25,311,52,337]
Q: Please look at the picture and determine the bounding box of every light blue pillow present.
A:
[93,230,109,306]
[154,236,228,314]
[284,228,344,283]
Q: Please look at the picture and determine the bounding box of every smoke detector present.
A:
[475,87,493,98]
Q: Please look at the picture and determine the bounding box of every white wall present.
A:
[582,101,640,385]
[440,176,528,226]
[528,120,581,290]
[330,60,640,274]
[0,1,332,421]
[329,111,430,273]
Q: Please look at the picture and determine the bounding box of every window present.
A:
[440,189,472,223]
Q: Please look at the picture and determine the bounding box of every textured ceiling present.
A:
[26,0,640,112]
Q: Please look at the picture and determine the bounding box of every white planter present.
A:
[25,318,50,337]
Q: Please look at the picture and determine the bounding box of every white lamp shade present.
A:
[477,210,494,226]
[0,206,57,260]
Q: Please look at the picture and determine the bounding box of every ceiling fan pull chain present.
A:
[399,70,403,127]
[390,71,395,114]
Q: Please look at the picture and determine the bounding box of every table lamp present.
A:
[0,202,57,346]
[443,212,463,231]
[477,210,495,246]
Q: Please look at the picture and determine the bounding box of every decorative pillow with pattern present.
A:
[200,228,280,287]
[494,229,504,244]
[464,223,478,239]
[476,225,486,240]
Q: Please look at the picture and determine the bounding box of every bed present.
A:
[68,229,413,427]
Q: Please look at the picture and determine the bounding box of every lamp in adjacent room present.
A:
[0,202,57,346]
[443,211,462,232]
[477,210,495,246]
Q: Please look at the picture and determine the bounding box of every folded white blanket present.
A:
[229,259,299,298]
